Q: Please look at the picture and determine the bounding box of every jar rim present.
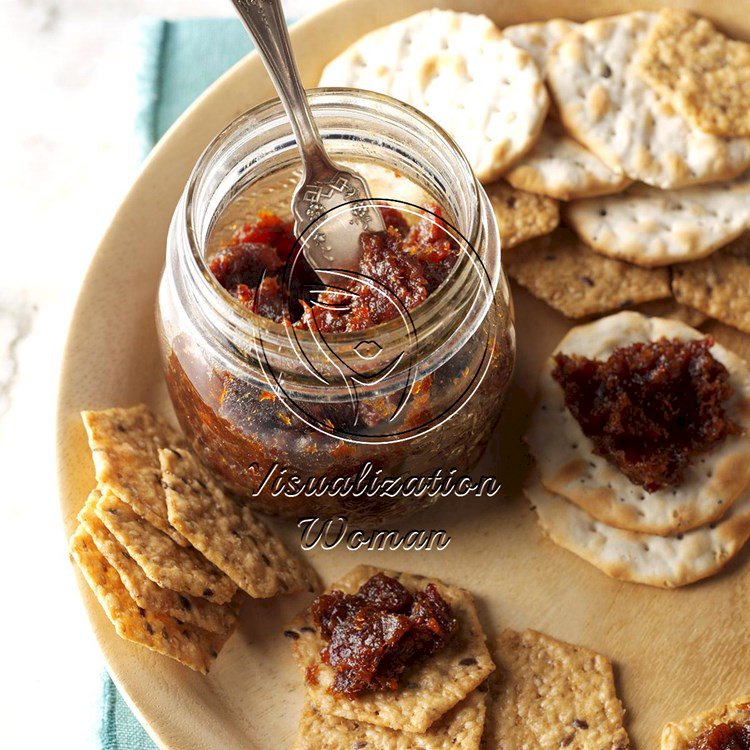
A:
[178,88,502,391]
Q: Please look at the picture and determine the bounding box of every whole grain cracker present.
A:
[662,696,750,750]
[505,228,670,318]
[637,9,750,138]
[96,490,237,604]
[486,182,559,248]
[69,525,227,673]
[528,474,750,588]
[546,12,750,189]
[525,312,750,536]
[293,691,487,750]
[566,176,750,267]
[672,234,750,334]
[483,629,629,750]
[631,298,707,328]
[287,565,495,734]
[81,405,188,546]
[78,490,241,633]
[319,10,548,182]
[160,447,319,598]
[506,122,633,201]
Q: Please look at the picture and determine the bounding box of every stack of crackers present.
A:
[525,312,750,588]
[320,8,750,331]
[69,405,319,673]
[285,565,630,750]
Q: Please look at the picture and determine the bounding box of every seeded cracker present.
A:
[672,234,750,334]
[160,447,319,597]
[81,405,188,546]
[525,312,750,536]
[95,490,237,604]
[546,12,750,189]
[528,474,750,588]
[287,565,494,734]
[78,490,241,633]
[631,299,707,328]
[505,228,670,318]
[566,176,750,267]
[637,9,750,138]
[486,182,559,249]
[483,629,629,750]
[319,10,548,182]
[294,691,487,750]
[662,696,750,750]
[69,525,227,673]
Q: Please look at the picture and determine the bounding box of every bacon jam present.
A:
[208,206,458,331]
[689,722,750,750]
[310,573,457,697]
[552,337,740,492]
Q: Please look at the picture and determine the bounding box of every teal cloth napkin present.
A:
[100,16,284,749]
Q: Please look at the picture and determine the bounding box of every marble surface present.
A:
[0,1,335,747]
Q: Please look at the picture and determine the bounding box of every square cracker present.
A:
[672,234,750,334]
[483,629,629,750]
[293,690,487,750]
[160,447,319,598]
[486,182,559,249]
[96,489,237,604]
[81,405,188,546]
[637,9,750,138]
[69,525,228,673]
[79,490,241,633]
[506,228,670,318]
[662,696,750,750]
[287,565,495,734]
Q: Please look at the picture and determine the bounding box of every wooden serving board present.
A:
[56,1,750,748]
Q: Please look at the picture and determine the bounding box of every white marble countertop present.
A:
[0,1,334,747]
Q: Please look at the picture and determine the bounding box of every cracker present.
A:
[96,490,237,604]
[78,491,241,633]
[486,182,559,249]
[503,19,578,74]
[484,629,629,750]
[69,525,227,673]
[566,176,750,267]
[546,12,750,189]
[81,405,188,546]
[319,10,548,182]
[287,565,495,734]
[631,298,707,328]
[525,312,750,535]
[505,228,670,318]
[293,691,486,750]
[160,447,319,598]
[637,9,750,138]
[528,474,750,588]
[672,234,750,334]
[506,122,633,201]
[662,696,750,750]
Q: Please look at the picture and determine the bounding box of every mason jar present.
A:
[157,89,515,525]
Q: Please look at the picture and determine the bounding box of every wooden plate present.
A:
[56,2,750,748]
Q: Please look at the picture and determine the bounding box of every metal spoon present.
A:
[230,0,386,272]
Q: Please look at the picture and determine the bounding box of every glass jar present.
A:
[157,89,515,525]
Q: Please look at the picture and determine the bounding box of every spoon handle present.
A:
[231,0,334,176]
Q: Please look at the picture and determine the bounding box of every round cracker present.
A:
[546,12,750,189]
[503,18,578,73]
[526,311,750,536]
[662,696,750,750]
[566,176,750,267]
[319,10,548,183]
[528,475,750,589]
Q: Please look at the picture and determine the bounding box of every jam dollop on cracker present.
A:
[690,721,750,750]
[310,572,457,697]
[553,337,740,491]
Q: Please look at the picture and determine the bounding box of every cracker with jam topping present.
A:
[661,696,750,750]
[293,691,487,750]
[526,312,750,536]
[484,629,630,750]
[286,565,495,734]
